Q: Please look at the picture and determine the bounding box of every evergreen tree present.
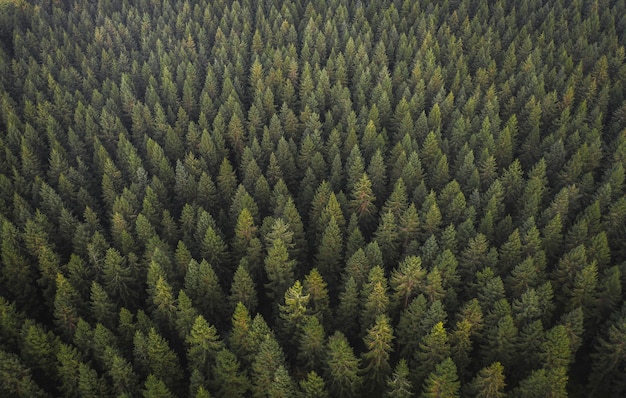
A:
[391,255,426,310]
[336,276,361,337]
[349,173,378,231]
[413,322,451,386]
[251,333,287,398]
[54,273,82,338]
[421,358,461,398]
[468,362,506,398]
[134,328,183,393]
[315,216,343,291]
[278,280,310,347]
[325,331,362,398]
[185,259,226,324]
[303,268,331,328]
[212,348,250,397]
[361,314,395,395]
[300,371,328,398]
[385,359,413,398]
[229,261,258,314]
[186,315,224,376]
[143,374,175,398]
[265,237,296,304]
[361,266,390,331]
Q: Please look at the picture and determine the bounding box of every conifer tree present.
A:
[413,322,451,386]
[251,333,287,398]
[391,255,426,310]
[421,358,461,398]
[278,280,310,346]
[229,261,258,314]
[265,237,296,304]
[186,315,224,376]
[143,374,175,398]
[325,331,362,398]
[385,359,413,398]
[361,314,395,394]
[349,172,378,231]
[300,371,328,398]
[315,216,343,291]
[336,276,360,337]
[212,348,250,397]
[468,362,506,398]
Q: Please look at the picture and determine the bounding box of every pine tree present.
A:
[468,362,506,398]
[199,225,228,278]
[251,333,287,398]
[315,216,343,292]
[229,261,258,314]
[232,207,259,263]
[297,315,326,374]
[278,280,310,347]
[77,361,108,398]
[325,331,363,398]
[361,314,395,394]
[361,266,390,331]
[421,358,461,398]
[229,302,256,364]
[265,237,296,304]
[20,322,58,383]
[300,371,328,398]
[175,290,198,341]
[268,365,298,398]
[89,281,116,331]
[349,173,378,231]
[396,294,428,358]
[212,348,250,397]
[385,359,413,398]
[0,220,37,312]
[482,312,519,370]
[184,259,226,324]
[336,276,360,337]
[391,255,426,310]
[56,343,81,397]
[186,315,224,375]
[303,268,331,328]
[143,374,175,398]
[102,247,135,307]
[413,322,451,386]
[588,311,626,394]
[106,347,139,397]
[135,328,183,393]
[374,210,401,267]
[54,273,82,338]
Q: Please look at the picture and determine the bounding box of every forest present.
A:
[0,0,626,396]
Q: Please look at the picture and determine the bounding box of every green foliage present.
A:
[1,0,626,396]
[468,362,506,398]
[325,331,362,398]
[186,315,224,375]
[421,358,460,398]
[0,349,45,397]
[361,314,395,394]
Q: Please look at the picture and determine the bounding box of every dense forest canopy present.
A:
[1,0,626,396]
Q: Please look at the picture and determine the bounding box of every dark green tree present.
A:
[361,314,395,395]
[325,331,363,398]
[421,358,461,398]
[468,362,506,398]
